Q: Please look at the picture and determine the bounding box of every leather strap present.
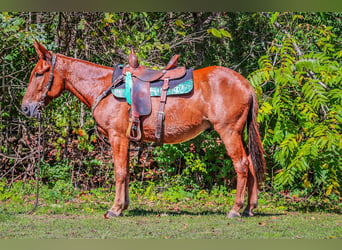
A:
[39,54,57,108]
[155,78,169,146]
[91,75,123,115]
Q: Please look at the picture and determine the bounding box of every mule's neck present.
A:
[57,54,113,109]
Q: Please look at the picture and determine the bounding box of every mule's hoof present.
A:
[242,210,254,217]
[104,210,123,219]
[227,211,241,218]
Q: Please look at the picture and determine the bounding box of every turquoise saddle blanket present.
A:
[111,65,194,102]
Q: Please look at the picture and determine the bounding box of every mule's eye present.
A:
[35,72,44,78]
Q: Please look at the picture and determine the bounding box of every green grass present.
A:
[0,181,341,239]
[1,210,341,239]
[1,191,341,239]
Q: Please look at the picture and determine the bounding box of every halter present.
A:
[39,53,57,109]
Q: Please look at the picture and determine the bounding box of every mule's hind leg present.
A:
[218,130,249,218]
[242,156,258,217]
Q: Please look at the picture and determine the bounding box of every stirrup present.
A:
[126,117,142,141]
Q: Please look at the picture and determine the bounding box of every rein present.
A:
[91,75,123,114]
[28,53,57,214]
[28,111,42,214]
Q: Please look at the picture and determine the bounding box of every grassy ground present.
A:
[1,211,341,239]
[1,194,341,239]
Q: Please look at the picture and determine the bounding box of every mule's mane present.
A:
[56,53,113,70]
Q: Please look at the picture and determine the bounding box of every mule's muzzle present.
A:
[22,102,40,118]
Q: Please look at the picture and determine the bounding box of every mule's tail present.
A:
[247,92,266,189]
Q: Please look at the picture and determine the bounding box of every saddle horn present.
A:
[128,46,139,68]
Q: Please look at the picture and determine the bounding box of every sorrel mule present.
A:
[22,41,266,218]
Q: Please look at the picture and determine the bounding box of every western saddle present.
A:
[123,47,186,145]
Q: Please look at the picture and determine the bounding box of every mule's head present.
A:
[21,41,65,118]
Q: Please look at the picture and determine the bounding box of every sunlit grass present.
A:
[0,184,341,239]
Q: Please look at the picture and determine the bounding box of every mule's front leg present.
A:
[104,135,130,219]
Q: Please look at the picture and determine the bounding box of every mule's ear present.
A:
[33,40,52,61]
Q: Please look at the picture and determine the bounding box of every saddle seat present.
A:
[123,54,186,82]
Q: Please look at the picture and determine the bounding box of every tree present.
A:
[249,12,342,197]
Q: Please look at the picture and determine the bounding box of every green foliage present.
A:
[152,131,233,189]
[41,159,72,188]
[248,15,342,197]
[207,28,232,38]
[42,180,75,202]
[162,185,194,203]
[0,179,32,202]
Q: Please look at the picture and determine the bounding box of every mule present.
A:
[22,41,266,218]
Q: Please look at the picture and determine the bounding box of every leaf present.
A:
[302,173,312,188]
[103,13,115,24]
[220,29,232,38]
[325,184,333,196]
[175,19,185,29]
[77,19,86,30]
[177,31,186,37]
[293,14,304,21]
[1,112,10,118]
[208,28,222,38]
[270,12,279,24]
[260,102,273,115]
[5,54,13,61]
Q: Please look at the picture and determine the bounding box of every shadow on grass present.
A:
[126,208,286,217]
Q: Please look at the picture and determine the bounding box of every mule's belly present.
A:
[141,96,210,144]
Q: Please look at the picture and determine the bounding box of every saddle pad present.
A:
[112,67,194,99]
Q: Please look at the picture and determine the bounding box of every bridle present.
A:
[38,53,57,109]
[29,53,57,214]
